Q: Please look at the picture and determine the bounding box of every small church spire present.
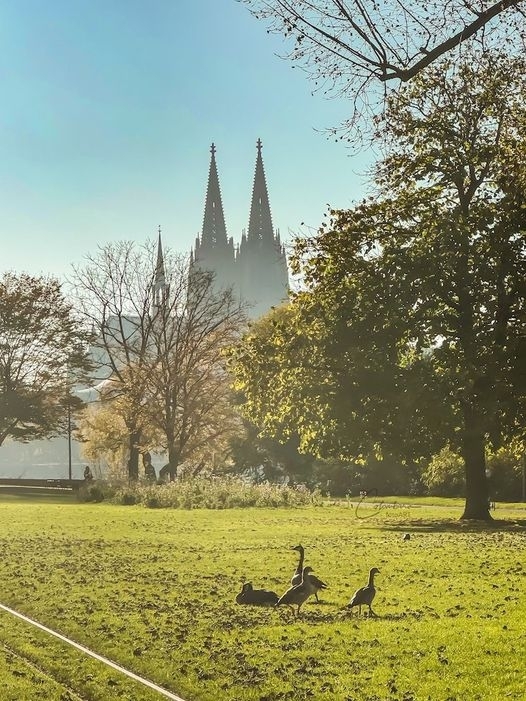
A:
[153,226,169,309]
[247,138,274,245]
[155,226,165,281]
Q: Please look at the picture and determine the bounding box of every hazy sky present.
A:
[1,0,374,279]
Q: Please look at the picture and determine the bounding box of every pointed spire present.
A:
[247,138,274,245]
[201,142,228,249]
[155,225,166,286]
[153,226,169,309]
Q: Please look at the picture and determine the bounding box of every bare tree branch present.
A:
[242,0,526,139]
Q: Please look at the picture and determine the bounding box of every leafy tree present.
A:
[242,0,525,140]
[487,440,525,501]
[144,267,246,480]
[422,441,525,501]
[422,447,465,497]
[231,53,526,520]
[228,421,318,484]
[76,377,164,481]
[0,272,92,447]
[77,402,129,480]
[72,241,161,480]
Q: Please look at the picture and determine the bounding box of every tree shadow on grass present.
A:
[377,518,526,534]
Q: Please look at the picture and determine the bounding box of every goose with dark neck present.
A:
[291,544,305,586]
[276,565,314,616]
[348,567,380,616]
[235,582,279,606]
[291,544,328,601]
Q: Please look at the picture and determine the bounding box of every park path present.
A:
[0,602,187,701]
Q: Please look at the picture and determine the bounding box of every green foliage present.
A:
[227,421,319,484]
[422,447,465,497]
[113,476,322,509]
[0,497,525,700]
[117,491,138,505]
[0,272,92,447]
[76,482,115,503]
[487,442,524,501]
[76,402,130,479]
[422,443,525,502]
[231,53,526,519]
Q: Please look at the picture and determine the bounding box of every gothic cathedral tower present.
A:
[192,140,289,318]
[193,143,236,295]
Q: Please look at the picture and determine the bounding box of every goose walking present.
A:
[235,582,279,607]
[276,566,314,616]
[348,567,380,617]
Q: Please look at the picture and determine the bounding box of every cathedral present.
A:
[192,139,289,318]
[0,141,290,479]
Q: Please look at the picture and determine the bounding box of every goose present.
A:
[235,582,279,607]
[290,544,305,587]
[276,566,314,616]
[306,571,328,601]
[291,544,328,601]
[347,567,380,617]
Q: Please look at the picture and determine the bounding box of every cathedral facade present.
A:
[192,140,289,318]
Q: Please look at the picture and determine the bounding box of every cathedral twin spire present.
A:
[201,143,229,250]
[247,138,274,246]
[193,140,288,317]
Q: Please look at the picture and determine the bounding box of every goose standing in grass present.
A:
[276,566,314,616]
[306,570,328,602]
[291,544,328,601]
[290,544,305,586]
[235,582,279,606]
[348,567,380,617]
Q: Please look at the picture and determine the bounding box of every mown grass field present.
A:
[0,492,524,701]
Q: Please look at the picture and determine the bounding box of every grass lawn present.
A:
[0,493,524,701]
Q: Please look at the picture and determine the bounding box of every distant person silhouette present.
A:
[83,465,94,483]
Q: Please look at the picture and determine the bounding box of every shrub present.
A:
[118,491,138,506]
[487,445,523,502]
[110,476,323,509]
[422,442,524,502]
[76,483,109,503]
[422,447,465,497]
[87,486,105,503]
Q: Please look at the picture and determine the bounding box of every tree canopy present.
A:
[0,272,92,446]
[73,241,246,480]
[242,0,526,140]
[231,53,526,520]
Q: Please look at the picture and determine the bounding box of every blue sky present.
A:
[0,0,374,279]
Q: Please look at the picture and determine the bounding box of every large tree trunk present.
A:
[460,408,491,520]
[127,430,141,481]
[166,445,179,481]
[159,444,179,482]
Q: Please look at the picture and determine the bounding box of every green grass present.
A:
[0,495,524,700]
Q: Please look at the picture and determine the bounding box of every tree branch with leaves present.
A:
[0,273,92,448]
[242,0,526,140]
[232,52,526,520]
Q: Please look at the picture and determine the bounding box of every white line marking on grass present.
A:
[0,602,187,701]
